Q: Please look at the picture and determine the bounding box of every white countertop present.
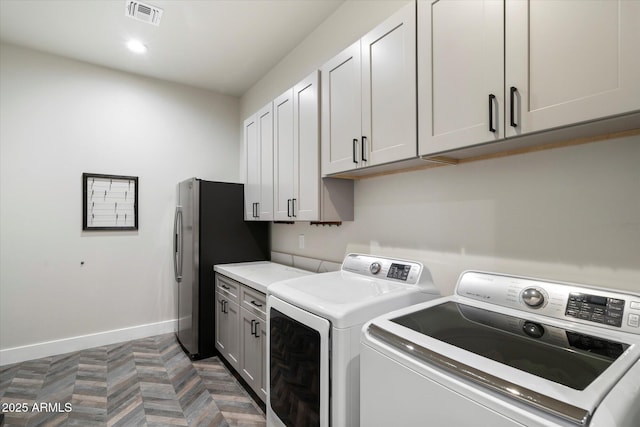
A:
[214,261,314,294]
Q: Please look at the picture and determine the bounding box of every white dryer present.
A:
[266,253,440,427]
[361,271,640,427]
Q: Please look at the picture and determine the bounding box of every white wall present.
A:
[241,0,640,296]
[271,136,640,295]
[0,44,240,355]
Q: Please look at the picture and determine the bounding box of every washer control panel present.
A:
[456,271,640,334]
[566,293,625,327]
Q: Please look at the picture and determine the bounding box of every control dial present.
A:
[370,262,382,275]
[522,287,545,308]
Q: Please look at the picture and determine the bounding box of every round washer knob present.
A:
[370,262,381,275]
[522,287,545,308]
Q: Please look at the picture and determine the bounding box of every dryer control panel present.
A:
[341,254,437,294]
[456,271,640,334]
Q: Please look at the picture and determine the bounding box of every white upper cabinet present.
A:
[244,102,273,221]
[273,89,295,221]
[274,71,352,222]
[273,72,321,221]
[505,0,640,137]
[321,41,362,175]
[322,2,417,175]
[294,72,321,221]
[361,1,417,167]
[419,0,640,156]
[418,0,504,154]
[244,115,260,220]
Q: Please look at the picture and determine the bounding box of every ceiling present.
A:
[0,0,344,96]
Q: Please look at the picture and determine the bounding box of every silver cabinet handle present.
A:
[173,206,183,282]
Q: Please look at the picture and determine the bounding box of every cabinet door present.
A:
[293,71,320,221]
[215,292,239,369]
[215,291,224,351]
[240,308,263,397]
[259,320,267,401]
[257,103,274,220]
[321,41,362,175]
[506,0,640,137]
[362,2,417,165]
[244,115,259,220]
[418,0,504,156]
[273,89,295,221]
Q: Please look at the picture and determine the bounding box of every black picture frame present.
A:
[82,173,138,231]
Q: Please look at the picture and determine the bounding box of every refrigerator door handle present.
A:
[174,206,183,282]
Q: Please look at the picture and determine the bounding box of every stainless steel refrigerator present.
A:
[173,178,269,359]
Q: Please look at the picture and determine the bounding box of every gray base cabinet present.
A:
[215,275,240,369]
[215,273,267,402]
[240,286,267,401]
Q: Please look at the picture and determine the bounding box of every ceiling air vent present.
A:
[125,1,163,26]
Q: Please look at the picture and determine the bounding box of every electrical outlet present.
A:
[298,234,305,249]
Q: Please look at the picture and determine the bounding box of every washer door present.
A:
[267,296,330,427]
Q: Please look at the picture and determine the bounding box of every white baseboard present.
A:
[0,319,177,366]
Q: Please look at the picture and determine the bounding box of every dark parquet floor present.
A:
[0,334,266,427]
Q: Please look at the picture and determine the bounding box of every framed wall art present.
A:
[82,173,138,231]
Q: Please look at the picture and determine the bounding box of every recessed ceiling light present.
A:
[127,40,147,54]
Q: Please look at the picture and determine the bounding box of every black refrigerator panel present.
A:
[198,180,270,358]
[175,178,269,360]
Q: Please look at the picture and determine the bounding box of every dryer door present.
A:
[267,296,330,427]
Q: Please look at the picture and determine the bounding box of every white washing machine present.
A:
[361,271,640,427]
[266,253,440,427]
